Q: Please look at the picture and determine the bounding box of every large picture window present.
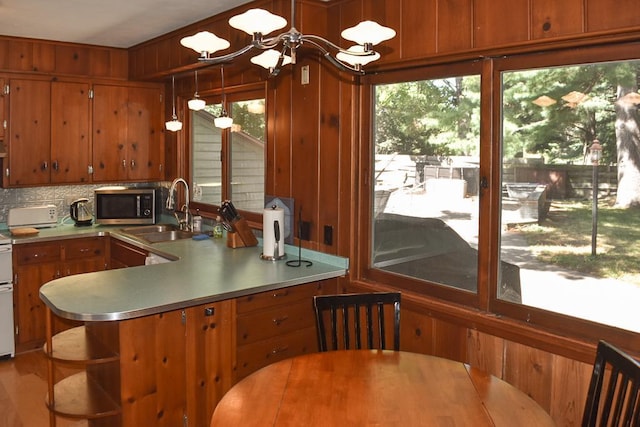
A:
[499,57,640,333]
[363,62,487,306]
[361,44,640,346]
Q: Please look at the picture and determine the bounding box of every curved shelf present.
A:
[44,325,119,364]
[46,371,121,419]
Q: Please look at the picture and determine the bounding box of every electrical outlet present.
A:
[301,65,310,85]
[323,225,333,246]
[300,221,311,241]
[193,183,203,201]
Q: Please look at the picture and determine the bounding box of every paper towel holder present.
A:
[261,205,287,261]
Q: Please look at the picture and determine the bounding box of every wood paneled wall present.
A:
[128,2,640,426]
[0,36,128,79]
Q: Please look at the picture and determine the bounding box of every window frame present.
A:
[359,60,488,310]
[357,42,640,353]
[185,82,266,225]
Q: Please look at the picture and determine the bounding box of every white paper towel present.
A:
[263,207,285,258]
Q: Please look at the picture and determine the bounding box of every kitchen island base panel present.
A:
[43,280,337,427]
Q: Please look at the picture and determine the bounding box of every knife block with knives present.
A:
[220,200,258,248]
[227,218,258,248]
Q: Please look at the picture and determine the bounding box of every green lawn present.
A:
[514,200,640,286]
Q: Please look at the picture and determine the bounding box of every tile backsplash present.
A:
[0,183,168,226]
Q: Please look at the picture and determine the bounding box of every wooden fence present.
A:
[503,164,617,199]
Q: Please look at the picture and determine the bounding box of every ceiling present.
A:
[0,0,254,48]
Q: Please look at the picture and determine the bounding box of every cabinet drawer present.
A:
[14,242,61,265]
[236,299,315,345]
[236,282,324,314]
[235,327,317,380]
[63,237,105,260]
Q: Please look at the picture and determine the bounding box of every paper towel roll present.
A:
[263,207,285,259]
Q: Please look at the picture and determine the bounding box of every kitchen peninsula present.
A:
[33,225,348,427]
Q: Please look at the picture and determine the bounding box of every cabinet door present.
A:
[51,81,91,183]
[0,77,5,142]
[14,262,59,350]
[127,86,164,181]
[185,300,234,427]
[93,84,164,183]
[92,84,128,182]
[8,79,51,186]
[109,238,148,269]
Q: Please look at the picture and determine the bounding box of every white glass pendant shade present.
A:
[214,115,233,129]
[165,119,183,132]
[336,45,380,67]
[341,20,396,46]
[250,49,292,69]
[188,98,206,111]
[229,9,287,35]
[181,31,230,55]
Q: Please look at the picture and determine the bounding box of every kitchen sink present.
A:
[119,224,195,243]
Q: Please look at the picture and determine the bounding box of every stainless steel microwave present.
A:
[94,187,157,225]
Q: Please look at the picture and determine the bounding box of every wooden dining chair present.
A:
[313,292,400,352]
[582,340,640,427]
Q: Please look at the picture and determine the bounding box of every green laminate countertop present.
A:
[30,224,348,322]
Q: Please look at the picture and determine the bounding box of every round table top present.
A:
[211,350,555,426]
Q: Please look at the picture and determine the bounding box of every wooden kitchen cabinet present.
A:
[13,237,107,352]
[50,81,91,184]
[5,79,91,186]
[6,78,51,186]
[92,84,164,183]
[108,237,149,269]
[234,282,327,380]
[45,299,234,427]
[0,77,5,143]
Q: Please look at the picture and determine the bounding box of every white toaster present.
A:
[7,205,58,229]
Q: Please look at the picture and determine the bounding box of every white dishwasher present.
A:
[0,232,14,358]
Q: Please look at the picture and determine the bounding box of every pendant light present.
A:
[188,70,206,111]
[214,66,233,129]
[165,75,183,132]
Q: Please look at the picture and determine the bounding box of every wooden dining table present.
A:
[210,350,555,426]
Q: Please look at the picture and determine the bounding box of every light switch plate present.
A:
[301,65,310,85]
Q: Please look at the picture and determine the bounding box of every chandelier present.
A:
[180,0,396,76]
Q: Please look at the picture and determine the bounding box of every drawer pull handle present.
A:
[272,290,289,298]
[271,346,289,355]
[272,316,289,326]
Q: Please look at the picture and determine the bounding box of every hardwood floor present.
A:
[0,350,87,427]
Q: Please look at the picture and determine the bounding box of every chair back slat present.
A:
[582,340,640,427]
[313,292,401,352]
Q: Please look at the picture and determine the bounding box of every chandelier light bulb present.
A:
[228,9,287,36]
[337,45,381,67]
[251,49,292,70]
[341,21,396,46]
[181,31,230,55]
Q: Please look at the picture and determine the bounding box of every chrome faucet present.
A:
[166,178,191,231]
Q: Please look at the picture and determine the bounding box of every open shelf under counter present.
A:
[46,371,121,419]
[44,325,119,364]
